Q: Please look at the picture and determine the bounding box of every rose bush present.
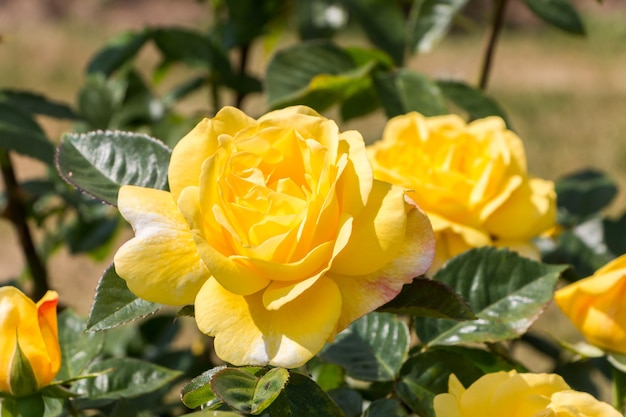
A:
[368,112,556,271]
[434,370,621,417]
[114,105,435,368]
[0,287,60,397]
[555,254,626,355]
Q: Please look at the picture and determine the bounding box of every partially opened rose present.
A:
[555,254,626,354]
[434,370,620,417]
[0,287,61,397]
[114,106,435,368]
[368,112,556,271]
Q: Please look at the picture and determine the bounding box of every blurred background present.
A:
[0,0,625,314]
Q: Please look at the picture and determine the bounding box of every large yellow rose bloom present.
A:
[0,287,61,396]
[555,254,626,355]
[114,106,435,368]
[368,113,556,271]
[434,370,620,417]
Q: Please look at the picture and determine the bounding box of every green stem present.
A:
[477,0,509,91]
[234,42,251,109]
[612,365,626,413]
[0,150,49,299]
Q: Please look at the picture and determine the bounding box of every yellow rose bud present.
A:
[434,370,620,417]
[114,106,435,368]
[0,287,61,397]
[555,255,626,355]
[368,112,556,271]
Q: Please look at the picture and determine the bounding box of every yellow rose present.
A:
[368,112,556,271]
[434,370,620,417]
[0,287,61,397]
[554,254,626,355]
[114,106,435,368]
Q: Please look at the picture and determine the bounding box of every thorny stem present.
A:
[477,0,509,91]
[0,149,49,299]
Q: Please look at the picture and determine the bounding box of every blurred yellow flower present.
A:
[434,370,620,417]
[0,287,61,397]
[114,106,435,368]
[368,112,556,271]
[555,254,626,355]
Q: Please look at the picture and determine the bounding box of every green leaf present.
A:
[373,69,447,118]
[87,30,151,77]
[415,247,566,346]
[56,310,105,380]
[321,312,409,381]
[152,28,232,75]
[72,357,181,408]
[77,74,120,129]
[266,372,344,417]
[364,398,408,417]
[296,0,345,40]
[522,0,585,35]
[0,101,54,165]
[339,85,380,122]
[219,0,285,48]
[437,80,509,124]
[604,212,626,257]
[56,130,171,206]
[408,0,469,54]
[15,395,44,417]
[328,388,362,417]
[86,264,160,332]
[266,40,356,110]
[310,362,346,392]
[341,0,405,65]
[211,367,289,415]
[0,90,78,120]
[555,169,617,227]
[542,220,611,279]
[377,277,475,320]
[181,366,226,409]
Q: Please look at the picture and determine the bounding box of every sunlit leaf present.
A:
[266,40,357,110]
[181,366,226,409]
[72,357,181,408]
[210,367,289,415]
[87,264,160,332]
[56,310,105,380]
[56,130,171,206]
[321,312,409,381]
[415,247,567,346]
[408,0,469,54]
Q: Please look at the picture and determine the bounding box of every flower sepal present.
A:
[8,341,39,398]
[0,394,45,417]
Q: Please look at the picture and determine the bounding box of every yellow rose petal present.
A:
[331,181,407,276]
[330,201,435,333]
[178,186,271,295]
[548,391,622,417]
[194,276,342,368]
[169,107,256,200]
[114,185,210,305]
[483,177,556,240]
